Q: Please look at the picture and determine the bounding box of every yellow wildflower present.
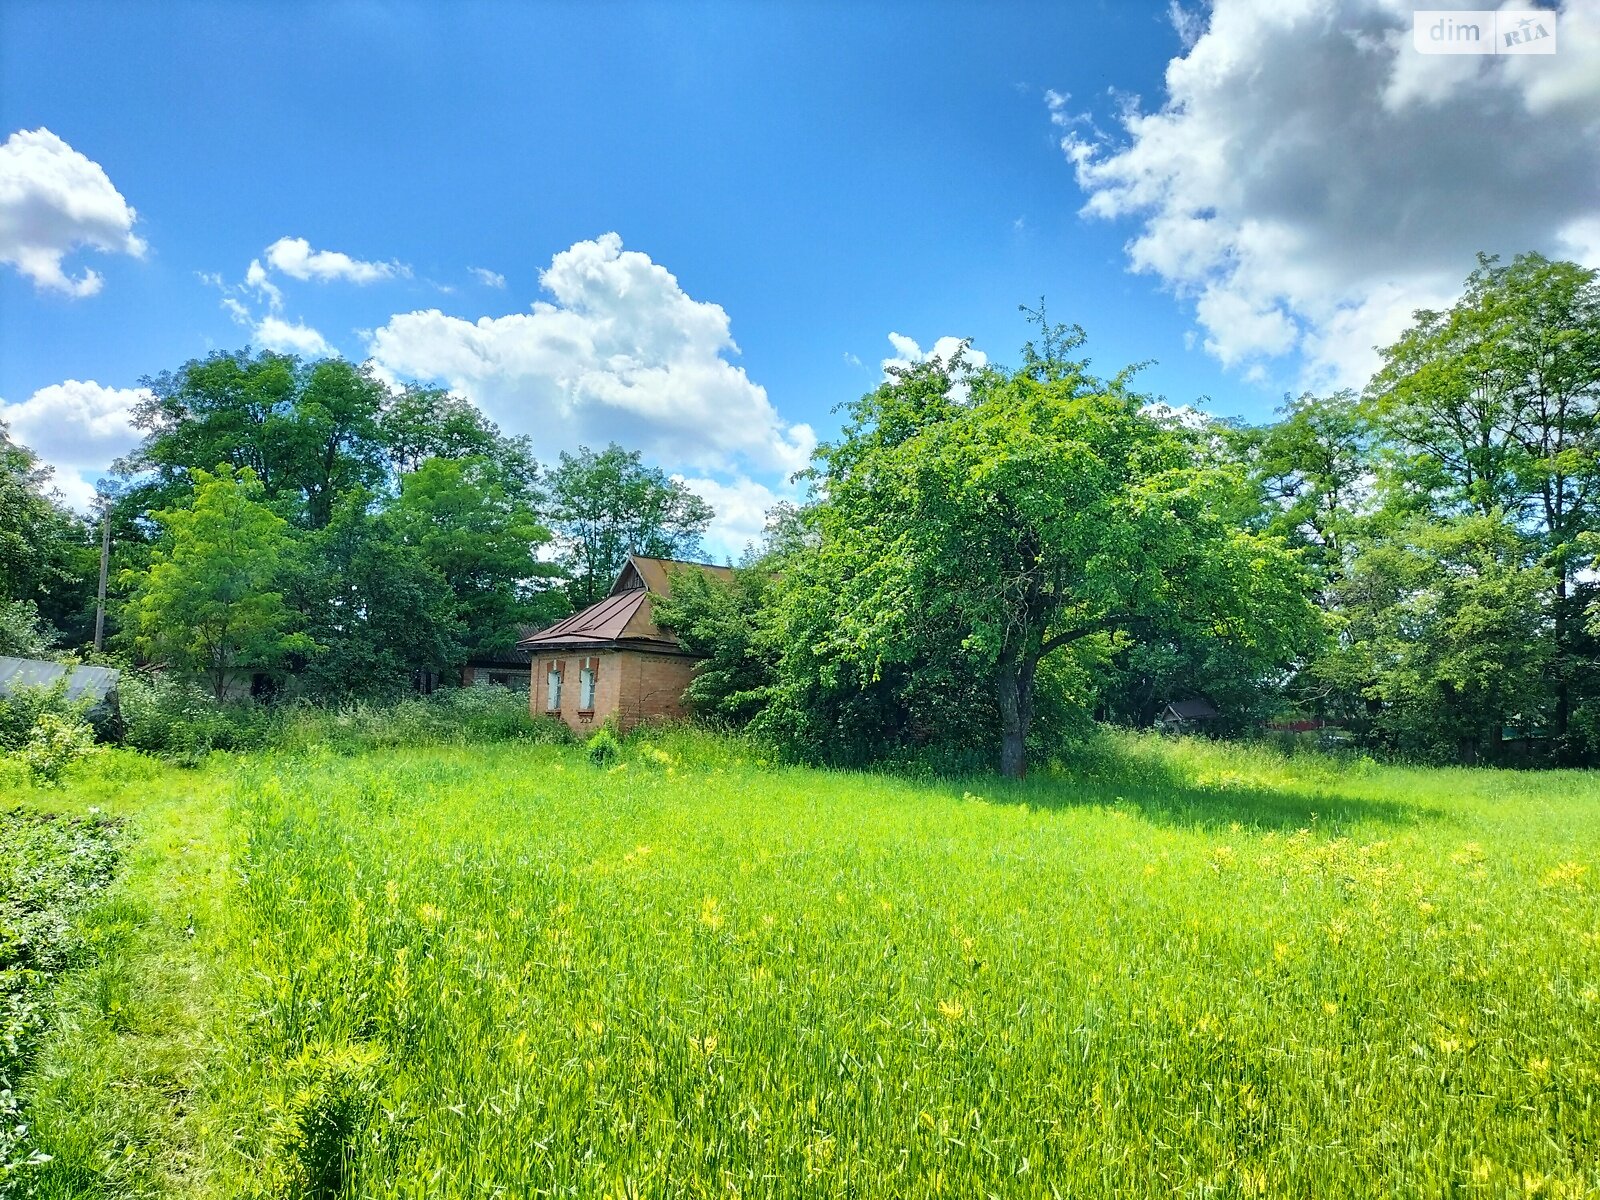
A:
[699,896,724,930]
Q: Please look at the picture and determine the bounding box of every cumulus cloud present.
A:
[0,380,149,509]
[254,316,333,356]
[470,266,506,288]
[367,232,816,477]
[879,332,989,376]
[674,473,798,559]
[203,261,335,357]
[0,128,146,297]
[244,258,283,310]
[263,236,409,284]
[1056,0,1600,387]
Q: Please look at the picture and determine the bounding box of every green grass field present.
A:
[5,732,1599,1198]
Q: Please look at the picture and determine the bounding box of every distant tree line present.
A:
[4,251,1596,774]
[0,353,711,701]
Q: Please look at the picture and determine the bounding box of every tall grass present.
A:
[9,729,1600,1196]
[115,678,570,762]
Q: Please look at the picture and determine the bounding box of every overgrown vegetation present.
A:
[0,805,120,1178]
[4,250,1598,772]
[4,731,1596,1196]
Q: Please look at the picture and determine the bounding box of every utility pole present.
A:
[93,502,111,652]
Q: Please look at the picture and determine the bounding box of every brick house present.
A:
[516,555,732,733]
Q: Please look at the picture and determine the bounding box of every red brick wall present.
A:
[527,650,696,733]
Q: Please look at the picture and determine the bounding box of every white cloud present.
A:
[244,258,282,310]
[0,128,146,297]
[1057,0,1600,388]
[204,265,333,356]
[254,316,333,357]
[880,332,990,376]
[263,235,408,284]
[470,266,506,288]
[367,232,816,477]
[0,379,148,509]
[1167,1,1205,50]
[674,473,797,559]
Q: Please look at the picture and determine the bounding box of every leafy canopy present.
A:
[121,466,313,700]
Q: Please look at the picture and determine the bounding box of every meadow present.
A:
[4,730,1599,1198]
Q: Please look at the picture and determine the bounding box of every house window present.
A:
[545,661,563,711]
[579,658,597,711]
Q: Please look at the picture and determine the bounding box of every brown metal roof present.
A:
[517,554,732,654]
[613,555,735,598]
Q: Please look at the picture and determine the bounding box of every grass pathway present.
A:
[3,751,237,1199]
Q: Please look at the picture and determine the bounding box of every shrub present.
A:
[16,710,101,785]
[118,672,276,763]
[0,679,78,752]
[585,726,621,767]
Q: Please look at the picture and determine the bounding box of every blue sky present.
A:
[3,0,1598,550]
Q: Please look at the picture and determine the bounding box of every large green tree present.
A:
[390,456,566,660]
[128,350,389,527]
[1327,513,1553,763]
[546,443,715,607]
[122,466,312,700]
[0,422,95,647]
[800,323,1320,777]
[1369,253,1600,756]
[286,491,462,699]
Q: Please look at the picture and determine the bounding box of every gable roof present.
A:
[1161,698,1220,721]
[613,555,735,598]
[516,554,732,655]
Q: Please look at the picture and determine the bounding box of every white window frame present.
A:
[545,662,563,711]
[579,660,597,711]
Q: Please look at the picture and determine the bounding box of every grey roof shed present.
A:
[0,656,121,712]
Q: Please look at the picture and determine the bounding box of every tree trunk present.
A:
[997,655,1037,779]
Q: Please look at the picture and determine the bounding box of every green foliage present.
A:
[0,600,54,659]
[127,351,391,529]
[584,725,621,767]
[390,456,566,659]
[287,491,462,700]
[379,384,534,479]
[0,808,119,1174]
[245,1040,387,1200]
[121,466,314,701]
[546,443,715,608]
[652,565,781,727]
[794,322,1320,775]
[0,423,93,643]
[1231,390,1370,580]
[117,672,569,762]
[0,682,84,753]
[116,671,278,761]
[1320,513,1555,762]
[14,711,100,786]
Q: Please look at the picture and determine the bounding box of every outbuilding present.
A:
[1154,697,1221,733]
[0,655,122,733]
[517,555,731,733]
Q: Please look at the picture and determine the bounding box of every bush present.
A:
[0,679,79,752]
[15,709,100,785]
[586,726,621,767]
[118,672,277,762]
